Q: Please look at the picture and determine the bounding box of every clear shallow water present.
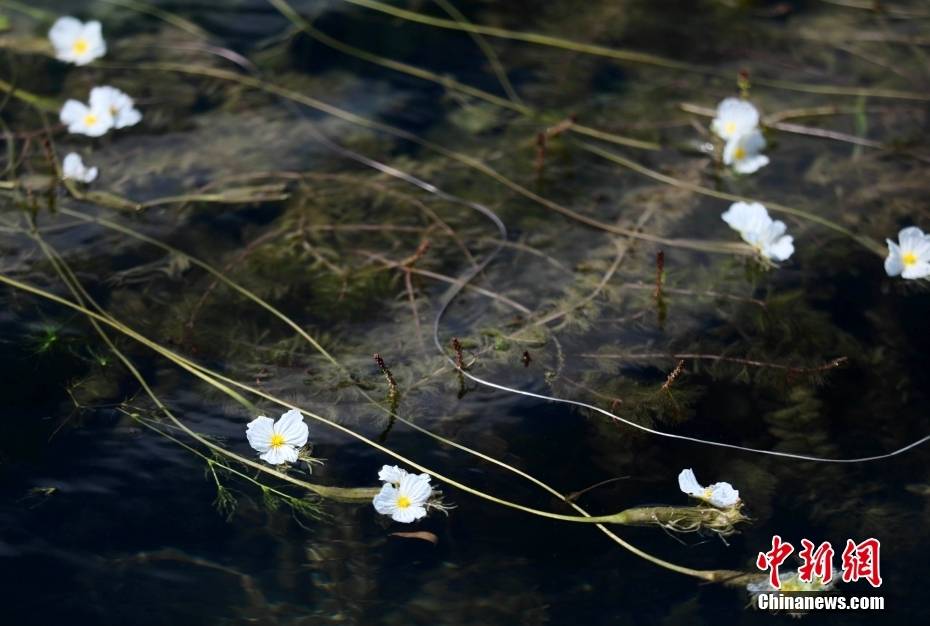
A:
[1,0,930,624]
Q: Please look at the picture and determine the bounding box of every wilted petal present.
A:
[707,482,740,507]
[678,468,704,496]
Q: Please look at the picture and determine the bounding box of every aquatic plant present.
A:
[1,1,929,620]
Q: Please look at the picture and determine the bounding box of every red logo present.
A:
[756,537,882,589]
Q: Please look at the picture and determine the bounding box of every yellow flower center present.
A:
[396,495,412,509]
[903,251,918,267]
[83,113,98,127]
[733,146,746,160]
[269,433,286,448]
[73,38,89,55]
[724,121,737,136]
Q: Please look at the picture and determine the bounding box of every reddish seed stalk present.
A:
[373,352,398,397]
[661,359,686,391]
[654,250,665,300]
[451,337,464,370]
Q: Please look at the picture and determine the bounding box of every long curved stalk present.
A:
[334,0,930,101]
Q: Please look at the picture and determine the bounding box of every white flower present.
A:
[373,467,432,523]
[378,464,406,486]
[48,17,106,66]
[711,97,760,141]
[61,152,98,183]
[90,86,142,129]
[723,130,770,174]
[59,99,113,137]
[678,468,740,508]
[721,201,794,262]
[884,226,930,280]
[246,409,309,465]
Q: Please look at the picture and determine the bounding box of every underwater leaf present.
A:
[390,531,439,545]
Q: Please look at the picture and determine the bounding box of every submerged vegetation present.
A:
[1,0,929,622]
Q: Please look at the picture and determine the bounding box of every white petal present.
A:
[59,100,87,126]
[707,482,740,507]
[89,86,118,109]
[84,166,99,183]
[884,240,903,277]
[722,136,738,166]
[115,107,142,128]
[275,409,309,447]
[902,262,930,280]
[373,484,399,515]
[898,226,926,251]
[48,17,82,52]
[246,416,275,452]
[259,444,294,465]
[378,465,406,485]
[678,468,704,496]
[82,21,105,51]
[391,504,427,523]
[721,201,769,234]
[711,98,760,140]
[62,153,83,178]
[741,129,767,154]
[764,235,794,261]
[399,473,432,506]
[733,154,769,175]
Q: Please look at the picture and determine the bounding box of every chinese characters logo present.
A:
[756,536,882,588]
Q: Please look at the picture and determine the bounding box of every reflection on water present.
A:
[2,0,929,623]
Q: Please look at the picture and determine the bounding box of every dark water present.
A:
[2,0,930,624]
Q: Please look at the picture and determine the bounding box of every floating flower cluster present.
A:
[722,201,794,262]
[246,409,310,465]
[678,468,740,508]
[62,153,97,183]
[50,17,142,184]
[711,98,769,174]
[373,465,433,523]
